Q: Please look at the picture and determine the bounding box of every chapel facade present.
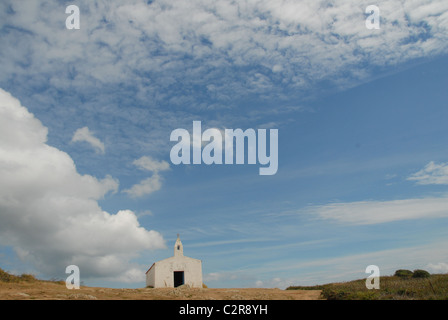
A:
[145,235,203,288]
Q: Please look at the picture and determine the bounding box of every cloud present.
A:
[309,196,448,225]
[254,277,289,289]
[2,0,448,124]
[0,88,165,280]
[72,126,105,154]
[203,271,249,283]
[123,175,163,198]
[287,241,448,285]
[221,241,448,288]
[132,156,170,173]
[427,262,448,274]
[123,156,170,198]
[408,161,448,185]
[1,0,447,161]
[112,266,148,283]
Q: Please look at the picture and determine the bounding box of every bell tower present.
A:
[174,234,183,257]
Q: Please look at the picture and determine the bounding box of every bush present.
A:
[0,268,37,283]
[394,269,414,278]
[19,274,37,282]
[412,269,430,278]
[0,268,17,282]
[321,288,351,300]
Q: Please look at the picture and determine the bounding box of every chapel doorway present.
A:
[174,271,184,287]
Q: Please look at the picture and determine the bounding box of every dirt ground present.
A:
[0,281,322,300]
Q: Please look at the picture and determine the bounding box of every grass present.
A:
[0,268,38,283]
[0,268,65,285]
[287,273,448,300]
[3,266,447,300]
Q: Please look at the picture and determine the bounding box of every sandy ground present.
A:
[0,282,322,300]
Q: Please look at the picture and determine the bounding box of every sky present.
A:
[0,0,448,289]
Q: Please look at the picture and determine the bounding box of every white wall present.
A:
[146,264,155,287]
[146,256,202,288]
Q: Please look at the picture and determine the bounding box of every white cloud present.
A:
[123,174,164,198]
[2,0,448,116]
[0,88,165,280]
[72,127,105,154]
[427,262,448,274]
[254,277,287,289]
[132,156,170,173]
[408,161,448,185]
[0,0,447,160]
[203,271,244,283]
[112,266,148,283]
[123,156,170,198]
[309,196,448,225]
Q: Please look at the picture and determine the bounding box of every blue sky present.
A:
[1,0,448,289]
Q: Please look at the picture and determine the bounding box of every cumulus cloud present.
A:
[408,161,448,185]
[72,126,105,154]
[123,156,170,198]
[0,88,165,280]
[309,196,448,225]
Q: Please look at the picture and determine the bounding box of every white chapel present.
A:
[145,235,203,288]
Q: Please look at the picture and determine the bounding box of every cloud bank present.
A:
[1,0,447,158]
[0,88,165,281]
[309,196,448,225]
[2,0,448,110]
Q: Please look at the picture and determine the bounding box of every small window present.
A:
[177,245,180,250]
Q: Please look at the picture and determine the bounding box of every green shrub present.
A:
[412,269,430,278]
[394,269,414,278]
[321,288,351,300]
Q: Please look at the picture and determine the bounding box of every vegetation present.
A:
[287,270,448,300]
[394,269,413,278]
[0,268,65,285]
[0,268,38,283]
[412,269,430,279]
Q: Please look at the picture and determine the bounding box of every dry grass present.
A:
[0,268,38,283]
[0,268,320,300]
